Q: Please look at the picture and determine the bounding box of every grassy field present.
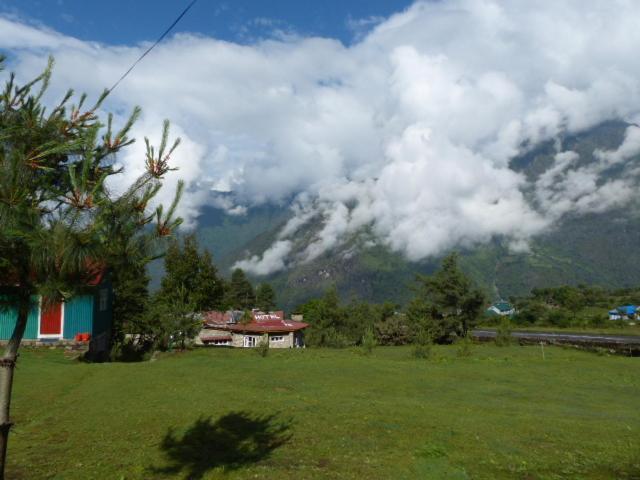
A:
[7,345,640,479]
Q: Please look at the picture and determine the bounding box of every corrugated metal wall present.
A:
[0,288,110,342]
[0,297,40,340]
[63,295,94,339]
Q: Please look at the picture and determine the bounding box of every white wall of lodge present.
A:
[197,329,305,348]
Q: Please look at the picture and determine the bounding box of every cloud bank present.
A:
[2,0,640,274]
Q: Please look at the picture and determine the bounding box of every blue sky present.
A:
[0,0,413,45]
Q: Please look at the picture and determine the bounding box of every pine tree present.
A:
[159,234,225,311]
[255,283,276,311]
[407,252,485,343]
[226,268,255,309]
[193,250,225,310]
[0,57,184,477]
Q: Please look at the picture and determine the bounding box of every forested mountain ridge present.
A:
[166,120,640,310]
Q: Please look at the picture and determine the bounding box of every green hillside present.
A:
[183,121,640,310]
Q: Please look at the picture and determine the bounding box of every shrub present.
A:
[256,337,269,357]
[456,335,473,358]
[412,343,432,359]
[324,329,350,348]
[546,309,571,328]
[110,337,153,362]
[495,316,512,347]
[587,314,608,328]
[412,329,433,359]
[375,314,412,345]
[361,327,377,355]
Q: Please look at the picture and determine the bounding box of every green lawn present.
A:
[7,345,640,479]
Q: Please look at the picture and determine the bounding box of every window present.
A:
[98,289,109,312]
[270,336,284,342]
[244,336,257,348]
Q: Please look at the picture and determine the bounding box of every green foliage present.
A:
[240,309,253,325]
[256,336,270,357]
[412,329,433,359]
[0,57,184,341]
[145,285,200,351]
[0,57,185,475]
[361,327,376,355]
[375,311,412,346]
[408,253,486,343]
[256,283,276,311]
[456,335,473,358]
[495,316,512,347]
[160,234,225,312]
[109,336,153,363]
[508,284,634,329]
[111,262,149,340]
[225,268,255,309]
[298,286,398,347]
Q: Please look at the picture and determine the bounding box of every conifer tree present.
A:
[407,252,485,342]
[193,250,225,310]
[0,57,184,477]
[159,234,225,311]
[226,268,255,309]
[111,261,149,343]
[255,283,276,311]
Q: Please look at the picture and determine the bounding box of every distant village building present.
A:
[198,309,308,348]
[0,269,112,349]
[486,301,515,317]
[609,305,637,321]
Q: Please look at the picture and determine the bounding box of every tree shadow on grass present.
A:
[150,411,293,479]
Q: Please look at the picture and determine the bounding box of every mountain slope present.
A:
[186,120,640,310]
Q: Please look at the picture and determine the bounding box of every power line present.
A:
[107,0,198,94]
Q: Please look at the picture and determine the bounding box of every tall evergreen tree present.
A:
[226,268,255,309]
[255,283,276,311]
[159,234,225,311]
[193,250,225,310]
[0,57,184,477]
[111,261,149,343]
[407,252,485,342]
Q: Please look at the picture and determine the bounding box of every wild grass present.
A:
[7,344,640,479]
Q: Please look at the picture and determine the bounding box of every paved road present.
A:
[473,329,640,345]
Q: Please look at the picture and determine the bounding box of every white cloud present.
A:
[595,125,640,166]
[536,126,640,220]
[234,240,293,275]
[3,0,640,274]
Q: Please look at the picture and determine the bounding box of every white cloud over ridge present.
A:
[3,1,640,274]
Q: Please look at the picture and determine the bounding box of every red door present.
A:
[40,302,62,335]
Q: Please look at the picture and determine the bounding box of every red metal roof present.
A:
[202,310,308,333]
[226,319,308,333]
[203,311,234,325]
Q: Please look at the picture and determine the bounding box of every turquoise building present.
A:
[0,275,112,342]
